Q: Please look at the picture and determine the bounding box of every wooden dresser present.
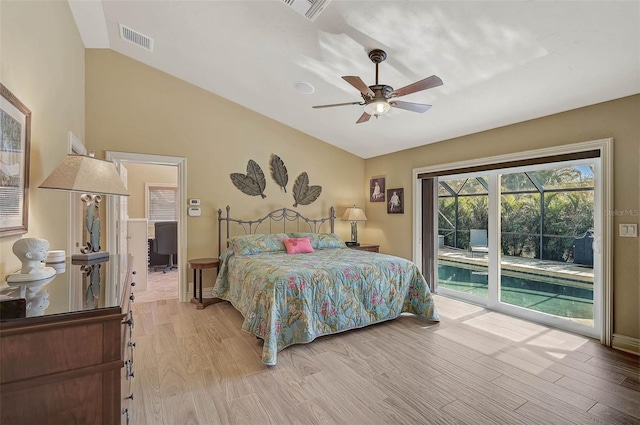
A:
[0,255,136,425]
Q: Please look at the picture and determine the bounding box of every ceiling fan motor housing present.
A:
[362,84,394,102]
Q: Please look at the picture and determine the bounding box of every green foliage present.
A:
[438,166,594,262]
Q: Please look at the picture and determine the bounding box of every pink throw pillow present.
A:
[283,237,314,254]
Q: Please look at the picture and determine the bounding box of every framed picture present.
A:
[370,177,385,202]
[387,188,404,214]
[0,83,31,236]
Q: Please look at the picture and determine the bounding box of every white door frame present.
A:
[412,138,613,345]
[105,151,188,302]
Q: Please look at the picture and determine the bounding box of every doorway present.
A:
[413,139,613,344]
[105,151,187,302]
[436,160,599,337]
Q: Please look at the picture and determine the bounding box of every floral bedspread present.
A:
[212,247,439,365]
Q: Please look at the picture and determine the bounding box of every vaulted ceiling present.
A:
[69,1,640,159]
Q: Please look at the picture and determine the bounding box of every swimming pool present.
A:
[438,262,593,320]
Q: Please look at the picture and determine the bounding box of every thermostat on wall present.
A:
[188,207,201,217]
[189,198,200,206]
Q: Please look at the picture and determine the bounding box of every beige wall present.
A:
[0,1,85,277]
[85,50,366,264]
[124,163,177,219]
[366,94,640,339]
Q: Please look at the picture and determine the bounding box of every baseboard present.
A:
[612,333,640,356]
[201,286,216,298]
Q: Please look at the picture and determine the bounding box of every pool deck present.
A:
[438,247,594,284]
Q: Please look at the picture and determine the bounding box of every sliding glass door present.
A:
[434,159,600,337]
[437,175,490,303]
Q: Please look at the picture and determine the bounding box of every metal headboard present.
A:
[217,205,336,256]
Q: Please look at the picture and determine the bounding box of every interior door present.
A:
[117,164,129,256]
[115,163,129,289]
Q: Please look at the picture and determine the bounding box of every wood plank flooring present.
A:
[131,294,639,425]
[134,269,179,303]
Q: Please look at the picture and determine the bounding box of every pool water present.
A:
[438,264,593,320]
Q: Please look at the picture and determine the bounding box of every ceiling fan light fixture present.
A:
[364,100,390,116]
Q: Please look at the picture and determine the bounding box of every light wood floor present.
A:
[131,294,640,425]
[134,268,179,303]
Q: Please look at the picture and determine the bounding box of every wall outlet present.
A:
[619,223,638,237]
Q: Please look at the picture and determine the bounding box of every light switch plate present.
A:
[619,223,638,237]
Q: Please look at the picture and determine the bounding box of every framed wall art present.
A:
[0,83,31,236]
[370,177,385,202]
[387,188,404,214]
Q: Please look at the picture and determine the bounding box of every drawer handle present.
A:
[123,312,134,329]
[131,281,136,287]
[132,270,137,275]
[125,359,135,379]
[126,393,134,401]
[130,293,135,302]
[128,341,136,348]
[122,408,130,425]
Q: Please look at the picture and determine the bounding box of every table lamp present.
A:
[39,152,129,261]
[342,205,367,246]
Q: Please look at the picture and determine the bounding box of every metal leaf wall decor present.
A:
[230,159,266,198]
[292,172,322,207]
[270,154,288,193]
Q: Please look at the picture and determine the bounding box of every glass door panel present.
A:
[437,176,489,301]
[498,165,595,327]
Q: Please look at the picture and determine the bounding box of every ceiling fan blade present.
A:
[343,76,375,97]
[390,101,432,113]
[356,112,371,124]
[312,101,362,109]
[390,75,443,98]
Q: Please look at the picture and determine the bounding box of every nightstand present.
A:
[349,244,379,253]
[187,258,223,309]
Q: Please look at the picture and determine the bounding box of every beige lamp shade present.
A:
[342,206,367,222]
[39,154,129,196]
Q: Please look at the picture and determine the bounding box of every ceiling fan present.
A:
[312,49,443,124]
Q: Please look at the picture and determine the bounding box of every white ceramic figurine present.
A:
[6,238,56,283]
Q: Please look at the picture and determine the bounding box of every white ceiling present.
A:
[68,1,640,159]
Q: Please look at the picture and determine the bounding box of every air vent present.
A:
[282,0,331,21]
[118,23,153,52]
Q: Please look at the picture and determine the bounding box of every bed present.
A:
[213,206,439,365]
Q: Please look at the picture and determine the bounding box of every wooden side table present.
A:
[350,244,380,253]
[187,258,222,309]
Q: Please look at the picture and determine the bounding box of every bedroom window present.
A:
[416,143,608,341]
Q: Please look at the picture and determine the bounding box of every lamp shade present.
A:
[39,154,129,196]
[342,206,367,222]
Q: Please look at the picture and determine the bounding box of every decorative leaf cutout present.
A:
[246,160,266,198]
[230,159,267,198]
[230,173,263,197]
[270,154,288,193]
[297,185,322,206]
[292,172,322,207]
[292,172,309,207]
